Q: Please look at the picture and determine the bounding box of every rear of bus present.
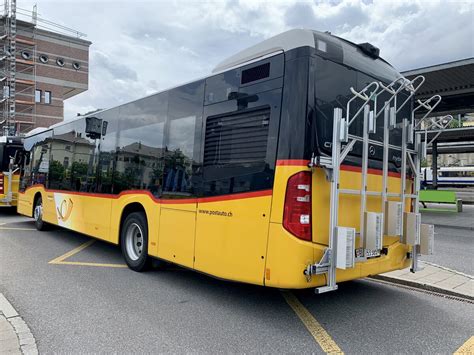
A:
[264,31,413,289]
[0,137,23,207]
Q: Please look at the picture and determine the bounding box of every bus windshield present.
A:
[0,142,24,172]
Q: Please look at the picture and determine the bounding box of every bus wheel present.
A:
[121,212,150,271]
[33,196,48,231]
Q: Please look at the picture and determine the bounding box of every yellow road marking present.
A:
[49,240,96,264]
[55,261,128,268]
[454,336,474,354]
[48,239,127,268]
[281,291,343,354]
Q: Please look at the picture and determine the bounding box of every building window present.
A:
[45,91,51,104]
[39,54,49,63]
[21,50,32,60]
[72,62,81,70]
[63,157,69,169]
[56,58,65,67]
[35,89,41,103]
[65,145,71,151]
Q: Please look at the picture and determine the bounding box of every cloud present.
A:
[92,51,137,81]
[15,0,474,120]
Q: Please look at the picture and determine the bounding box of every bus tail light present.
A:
[0,173,3,194]
[283,171,312,241]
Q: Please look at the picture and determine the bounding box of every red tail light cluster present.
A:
[283,171,312,241]
[0,173,3,194]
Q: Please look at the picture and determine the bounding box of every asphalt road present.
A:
[0,211,472,353]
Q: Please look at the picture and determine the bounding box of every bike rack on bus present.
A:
[305,74,452,294]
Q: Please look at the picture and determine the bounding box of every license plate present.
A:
[355,248,381,258]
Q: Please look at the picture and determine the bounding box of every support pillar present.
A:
[432,140,438,190]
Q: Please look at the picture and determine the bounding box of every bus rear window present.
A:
[313,56,407,169]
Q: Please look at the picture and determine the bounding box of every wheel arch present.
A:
[32,191,42,216]
[118,202,148,246]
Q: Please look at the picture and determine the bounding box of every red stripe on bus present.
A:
[20,185,272,204]
[276,159,310,166]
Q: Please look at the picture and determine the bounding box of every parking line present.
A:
[56,261,128,268]
[281,291,343,354]
[454,336,474,354]
[48,239,127,268]
[49,240,96,264]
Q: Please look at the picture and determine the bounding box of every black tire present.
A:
[33,196,48,231]
[121,212,150,271]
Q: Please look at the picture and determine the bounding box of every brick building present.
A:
[1,14,91,133]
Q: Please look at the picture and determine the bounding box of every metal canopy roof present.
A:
[402,58,474,116]
[427,142,474,154]
[421,127,474,154]
[422,126,474,143]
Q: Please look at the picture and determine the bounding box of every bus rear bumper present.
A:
[264,223,411,289]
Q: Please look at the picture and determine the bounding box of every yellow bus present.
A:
[0,136,24,208]
[18,29,436,292]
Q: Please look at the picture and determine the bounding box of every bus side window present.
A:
[162,81,204,198]
[113,93,167,196]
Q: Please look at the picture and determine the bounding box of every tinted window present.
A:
[96,108,119,193]
[205,69,240,105]
[313,55,405,169]
[314,56,357,156]
[114,93,168,195]
[163,81,204,198]
[49,120,97,192]
[277,55,310,161]
[22,130,53,188]
[0,144,23,171]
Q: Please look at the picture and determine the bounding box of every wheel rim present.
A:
[125,223,144,261]
[34,202,42,223]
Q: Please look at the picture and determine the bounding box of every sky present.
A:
[13,0,474,120]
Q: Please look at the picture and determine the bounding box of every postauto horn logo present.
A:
[57,198,74,222]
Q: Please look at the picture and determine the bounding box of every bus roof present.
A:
[33,29,402,137]
[213,29,396,74]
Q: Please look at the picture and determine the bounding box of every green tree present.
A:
[49,160,64,182]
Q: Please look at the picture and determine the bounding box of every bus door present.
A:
[159,171,197,269]
[157,83,204,268]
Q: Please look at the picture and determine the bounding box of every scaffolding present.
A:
[0,1,86,135]
[305,75,453,294]
[0,0,37,135]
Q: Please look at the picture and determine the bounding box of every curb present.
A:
[370,274,474,301]
[433,224,474,231]
[0,293,38,355]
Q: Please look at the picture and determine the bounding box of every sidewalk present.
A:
[376,261,473,299]
[0,293,37,355]
[421,204,474,230]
